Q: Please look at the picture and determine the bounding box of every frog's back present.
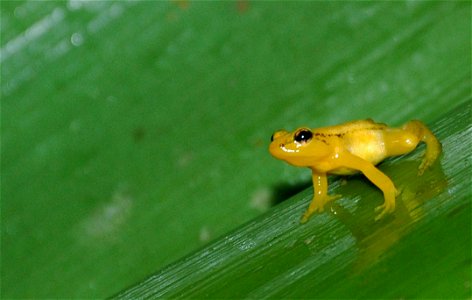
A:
[314,119,389,170]
[314,119,387,135]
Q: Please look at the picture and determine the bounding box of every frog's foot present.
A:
[418,156,436,176]
[374,200,396,221]
[300,194,341,223]
[395,187,402,197]
[418,137,441,176]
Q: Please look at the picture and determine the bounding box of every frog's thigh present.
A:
[383,129,419,157]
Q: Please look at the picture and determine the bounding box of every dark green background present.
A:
[2,1,470,298]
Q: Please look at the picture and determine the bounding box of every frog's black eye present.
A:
[270,133,275,142]
[294,129,313,144]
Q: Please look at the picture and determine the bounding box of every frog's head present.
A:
[269,128,331,167]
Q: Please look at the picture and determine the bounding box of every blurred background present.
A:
[1,1,470,298]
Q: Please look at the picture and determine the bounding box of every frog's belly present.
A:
[329,167,360,175]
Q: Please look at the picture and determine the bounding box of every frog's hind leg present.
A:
[337,153,397,220]
[401,120,442,175]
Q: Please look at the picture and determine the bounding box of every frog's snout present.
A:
[271,130,289,142]
[269,140,284,158]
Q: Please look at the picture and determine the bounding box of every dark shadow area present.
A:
[270,180,312,206]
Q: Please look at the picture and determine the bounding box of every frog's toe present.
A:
[300,214,310,224]
[418,154,439,175]
[374,202,395,221]
[329,194,342,201]
[374,210,387,221]
[418,160,430,176]
[300,202,327,223]
[395,187,402,197]
[301,209,320,223]
[300,195,343,223]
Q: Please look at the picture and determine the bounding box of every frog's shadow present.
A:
[270,180,312,206]
[270,175,364,207]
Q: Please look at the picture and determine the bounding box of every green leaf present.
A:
[2,1,470,298]
[115,102,471,299]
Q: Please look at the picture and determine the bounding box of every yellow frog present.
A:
[269,119,441,222]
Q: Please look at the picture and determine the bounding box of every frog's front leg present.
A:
[300,172,341,223]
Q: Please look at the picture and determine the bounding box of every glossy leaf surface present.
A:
[2,1,470,298]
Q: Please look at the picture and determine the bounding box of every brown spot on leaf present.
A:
[133,127,146,143]
[236,0,250,13]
